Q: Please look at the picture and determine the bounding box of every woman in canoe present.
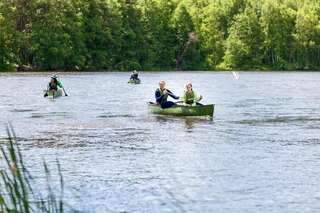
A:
[182,82,202,105]
[155,80,179,108]
[44,75,67,97]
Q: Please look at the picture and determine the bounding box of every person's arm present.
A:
[57,80,63,88]
[181,92,187,103]
[194,91,202,102]
[166,89,179,100]
[155,90,163,103]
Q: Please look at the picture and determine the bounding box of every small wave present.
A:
[30,114,44,118]
[11,109,37,113]
[30,112,70,119]
[236,116,320,125]
[278,138,320,146]
[98,114,135,118]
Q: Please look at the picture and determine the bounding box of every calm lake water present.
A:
[1,72,320,212]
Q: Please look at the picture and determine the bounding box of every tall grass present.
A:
[0,125,64,212]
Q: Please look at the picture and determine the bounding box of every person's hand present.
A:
[163,90,168,95]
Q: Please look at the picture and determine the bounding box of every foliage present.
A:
[0,0,320,71]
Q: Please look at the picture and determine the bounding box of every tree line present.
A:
[0,0,320,71]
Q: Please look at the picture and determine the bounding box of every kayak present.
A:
[44,89,63,98]
[128,79,141,84]
[148,102,214,117]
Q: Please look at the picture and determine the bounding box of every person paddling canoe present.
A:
[182,82,202,105]
[155,80,179,108]
[130,70,139,81]
[44,75,68,97]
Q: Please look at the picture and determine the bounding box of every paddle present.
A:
[55,76,68,96]
[163,90,179,99]
[62,87,68,96]
[182,97,203,105]
[43,88,49,97]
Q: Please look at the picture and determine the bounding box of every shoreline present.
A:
[1,69,320,73]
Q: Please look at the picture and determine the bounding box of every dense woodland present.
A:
[0,0,320,71]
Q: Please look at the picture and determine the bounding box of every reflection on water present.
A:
[184,117,214,130]
[1,72,320,212]
[152,115,213,131]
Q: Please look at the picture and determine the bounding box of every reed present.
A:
[0,125,64,212]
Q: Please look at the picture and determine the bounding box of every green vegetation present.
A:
[0,0,320,71]
[0,126,65,212]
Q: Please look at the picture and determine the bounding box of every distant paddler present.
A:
[130,70,140,81]
[128,70,141,84]
[44,75,68,97]
[155,80,179,108]
[181,82,202,105]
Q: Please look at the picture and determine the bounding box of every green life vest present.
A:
[184,91,195,104]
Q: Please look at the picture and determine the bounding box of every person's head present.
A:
[133,70,137,74]
[159,80,166,90]
[51,75,58,83]
[186,82,193,92]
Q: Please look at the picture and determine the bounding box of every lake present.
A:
[1,71,320,212]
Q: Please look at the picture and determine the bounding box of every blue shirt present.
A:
[155,88,179,104]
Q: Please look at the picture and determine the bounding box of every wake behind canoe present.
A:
[148,102,214,117]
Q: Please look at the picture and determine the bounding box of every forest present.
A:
[0,0,320,71]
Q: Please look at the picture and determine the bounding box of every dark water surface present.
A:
[1,72,320,212]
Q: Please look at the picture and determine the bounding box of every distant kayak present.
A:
[128,79,141,84]
[44,89,63,98]
[148,102,214,117]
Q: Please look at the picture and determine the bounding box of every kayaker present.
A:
[130,70,139,80]
[182,82,202,105]
[44,75,67,97]
[155,80,179,108]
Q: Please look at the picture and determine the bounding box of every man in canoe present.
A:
[44,75,68,97]
[155,80,179,108]
[182,82,202,105]
[130,70,139,80]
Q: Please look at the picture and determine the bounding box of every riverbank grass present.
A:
[0,126,64,212]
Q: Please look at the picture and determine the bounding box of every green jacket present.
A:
[48,79,63,90]
[182,90,201,105]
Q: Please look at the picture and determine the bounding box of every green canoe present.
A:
[44,89,63,99]
[128,79,141,84]
[148,102,214,117]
